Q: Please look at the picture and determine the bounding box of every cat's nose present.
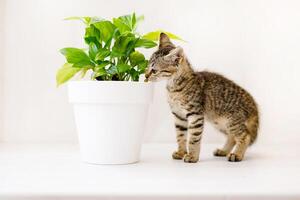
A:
[145,72,150,79]
[145,68,155,79]
[145,71,150,82]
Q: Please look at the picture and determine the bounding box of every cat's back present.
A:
[196,71,234,86]
[196,71,240,94]
[196,71,258,117]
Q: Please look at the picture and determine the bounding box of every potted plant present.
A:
[56,13,182,164]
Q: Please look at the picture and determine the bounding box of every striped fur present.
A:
[145,33,259,163]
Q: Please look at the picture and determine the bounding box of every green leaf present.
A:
[60,48,92,67]
[95,49,111,61]
[135,38,157,48]
[64,16,102,25]
[88,42,98,60]
[93,20,117,43]
[64,16,91,25]
[117,14,134,30]
[129,68,140,81]
[88,17,103,24]
[112,13,140,33]
[137,60,148,73]
[113,18,131,34]
[131,13,144,31]
[142,30,184,41]
[125,40,137,56]
[110,50,125,58]
[72,61,94,68]
[94,61,110,70]
[107,65,118,75]
[92,64,109,79]
[117,63,131,73]
[84,25,101,47]
[56,63,81,86]
[104,28,120,49]
[92,70,106,79]
[112,33,137,56]
[129,51,145,66]
[132,13,137,30]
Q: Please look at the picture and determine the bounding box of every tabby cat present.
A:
[145,33,259,163]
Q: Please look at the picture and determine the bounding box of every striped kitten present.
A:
[145,33,259,163]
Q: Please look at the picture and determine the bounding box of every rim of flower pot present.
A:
[68,80,154,104]
[68,80,152,85]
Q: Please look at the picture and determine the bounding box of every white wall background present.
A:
[0,0,5,140]
[1,0,300,145]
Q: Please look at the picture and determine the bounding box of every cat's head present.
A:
[145,33,184,82]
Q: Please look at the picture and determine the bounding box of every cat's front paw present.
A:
[172,150,186,160]
[183,154,199,163]
[228,153,243,162]
[213,149,228,157]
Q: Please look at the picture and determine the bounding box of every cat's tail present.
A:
[247,114,259,145]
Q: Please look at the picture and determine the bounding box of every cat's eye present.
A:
[152,69,158,74]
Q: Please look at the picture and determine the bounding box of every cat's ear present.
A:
[165,46,184,64]
[159,32,175,49]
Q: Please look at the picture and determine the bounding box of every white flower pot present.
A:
[68,81,153,165]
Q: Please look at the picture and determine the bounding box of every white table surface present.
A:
[0,142,299,200]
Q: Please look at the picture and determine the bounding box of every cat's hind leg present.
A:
[227,125,251,162]
[214,134,235,157]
